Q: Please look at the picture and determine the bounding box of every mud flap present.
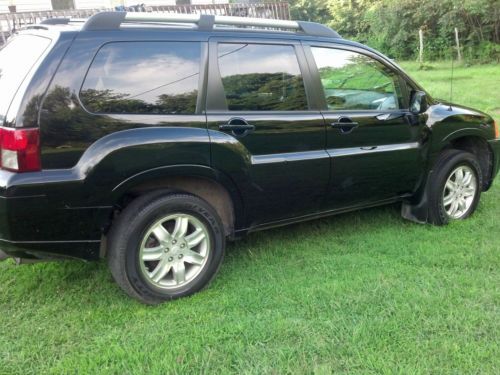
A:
[401,195,429,224]
[401,172,433,224]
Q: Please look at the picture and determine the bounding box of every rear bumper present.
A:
[489,139,500,182]
[0,170,111,260]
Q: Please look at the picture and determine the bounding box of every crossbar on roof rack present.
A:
[80,12,341,38]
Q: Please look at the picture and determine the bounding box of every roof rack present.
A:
[40,18,71,25]
[80,11,341,38]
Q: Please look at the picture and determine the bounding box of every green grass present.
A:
[1,62,499,374]
[400,61,500,123]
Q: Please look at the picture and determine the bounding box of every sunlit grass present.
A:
[0,62,499,374]
[400,61,500,122]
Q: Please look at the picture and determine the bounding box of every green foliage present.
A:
[288,0,500,62]
[288,0,330,23]
[467,41,500,62]
[79,88,198,115]
[222,73,308,111]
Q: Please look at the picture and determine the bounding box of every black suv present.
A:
[0,12,499,304]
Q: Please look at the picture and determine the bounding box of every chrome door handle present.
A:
[331,121,359,128]
[219,123,255,131]
[219,118,255,137]
[331,116,359,134]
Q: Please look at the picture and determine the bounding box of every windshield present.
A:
[0,34,51,123]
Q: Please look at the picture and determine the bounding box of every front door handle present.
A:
[331,117,359,134]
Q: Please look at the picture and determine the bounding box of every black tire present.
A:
[427,150,482,225]
[107,191,225,304]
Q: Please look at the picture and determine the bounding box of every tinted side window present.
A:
[81,42,201,114]
[0,35,51,120]
[217,43,308,111]
[311,47,404,111]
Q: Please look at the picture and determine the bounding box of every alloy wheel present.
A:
[442,165,477,219]
[139,213,210,289]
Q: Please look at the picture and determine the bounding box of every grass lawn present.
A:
[1,62,499,374]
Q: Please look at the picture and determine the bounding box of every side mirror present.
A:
[410,91,427,114]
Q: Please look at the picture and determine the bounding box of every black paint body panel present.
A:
[0,25,498,260]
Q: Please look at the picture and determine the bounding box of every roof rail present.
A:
[40,18,71,25]
[81,11,341,38]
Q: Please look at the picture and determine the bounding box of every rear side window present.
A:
[80,42,201,115]
[311,47,404,111]
[217,43,308,111]
[0,35,51,121]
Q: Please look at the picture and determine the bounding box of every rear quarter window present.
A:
[0,34,51,122]
[80,41,202,115]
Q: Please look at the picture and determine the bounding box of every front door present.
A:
[206,39,329,226]
[305,44,425,209]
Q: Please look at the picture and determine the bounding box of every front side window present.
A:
[311,47,404,111]
[80,42,201,114]
[217,43,308,111]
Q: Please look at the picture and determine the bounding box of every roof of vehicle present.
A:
[18,11,419,87]
[26,11,341,39]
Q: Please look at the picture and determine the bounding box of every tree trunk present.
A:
[419,28,424,64]
[455,27,462,62]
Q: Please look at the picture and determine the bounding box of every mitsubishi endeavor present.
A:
[0,12,498,303]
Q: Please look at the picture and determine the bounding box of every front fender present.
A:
[405,103,493,201]
[423,103,495,170]
[427,103,494,153]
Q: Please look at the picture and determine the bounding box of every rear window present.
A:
[217,43,308,111]
[0,35,51,122]
[80,41,201,115]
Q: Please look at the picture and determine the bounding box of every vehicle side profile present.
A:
[0,12,498,303]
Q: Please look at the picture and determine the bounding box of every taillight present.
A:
[494,120,499,139]
[0,127,41,172]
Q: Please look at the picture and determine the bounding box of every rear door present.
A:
[206,38,329,226]
[304,43,425,209]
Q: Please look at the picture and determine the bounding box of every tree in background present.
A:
[288,0,499,62]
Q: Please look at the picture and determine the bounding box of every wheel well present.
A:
[118,176,235,236]
[448,136,493,190]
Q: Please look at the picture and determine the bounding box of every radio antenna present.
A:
[448,44,454,111]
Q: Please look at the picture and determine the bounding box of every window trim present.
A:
[206,37,318,113]
[78,40,207,116]
[302,42,413,113]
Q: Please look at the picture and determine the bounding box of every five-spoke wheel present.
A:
[139,214,210,290]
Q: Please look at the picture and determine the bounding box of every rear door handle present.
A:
[219,118,255,137]
[331,122,359,128]
[219,123,255,131]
